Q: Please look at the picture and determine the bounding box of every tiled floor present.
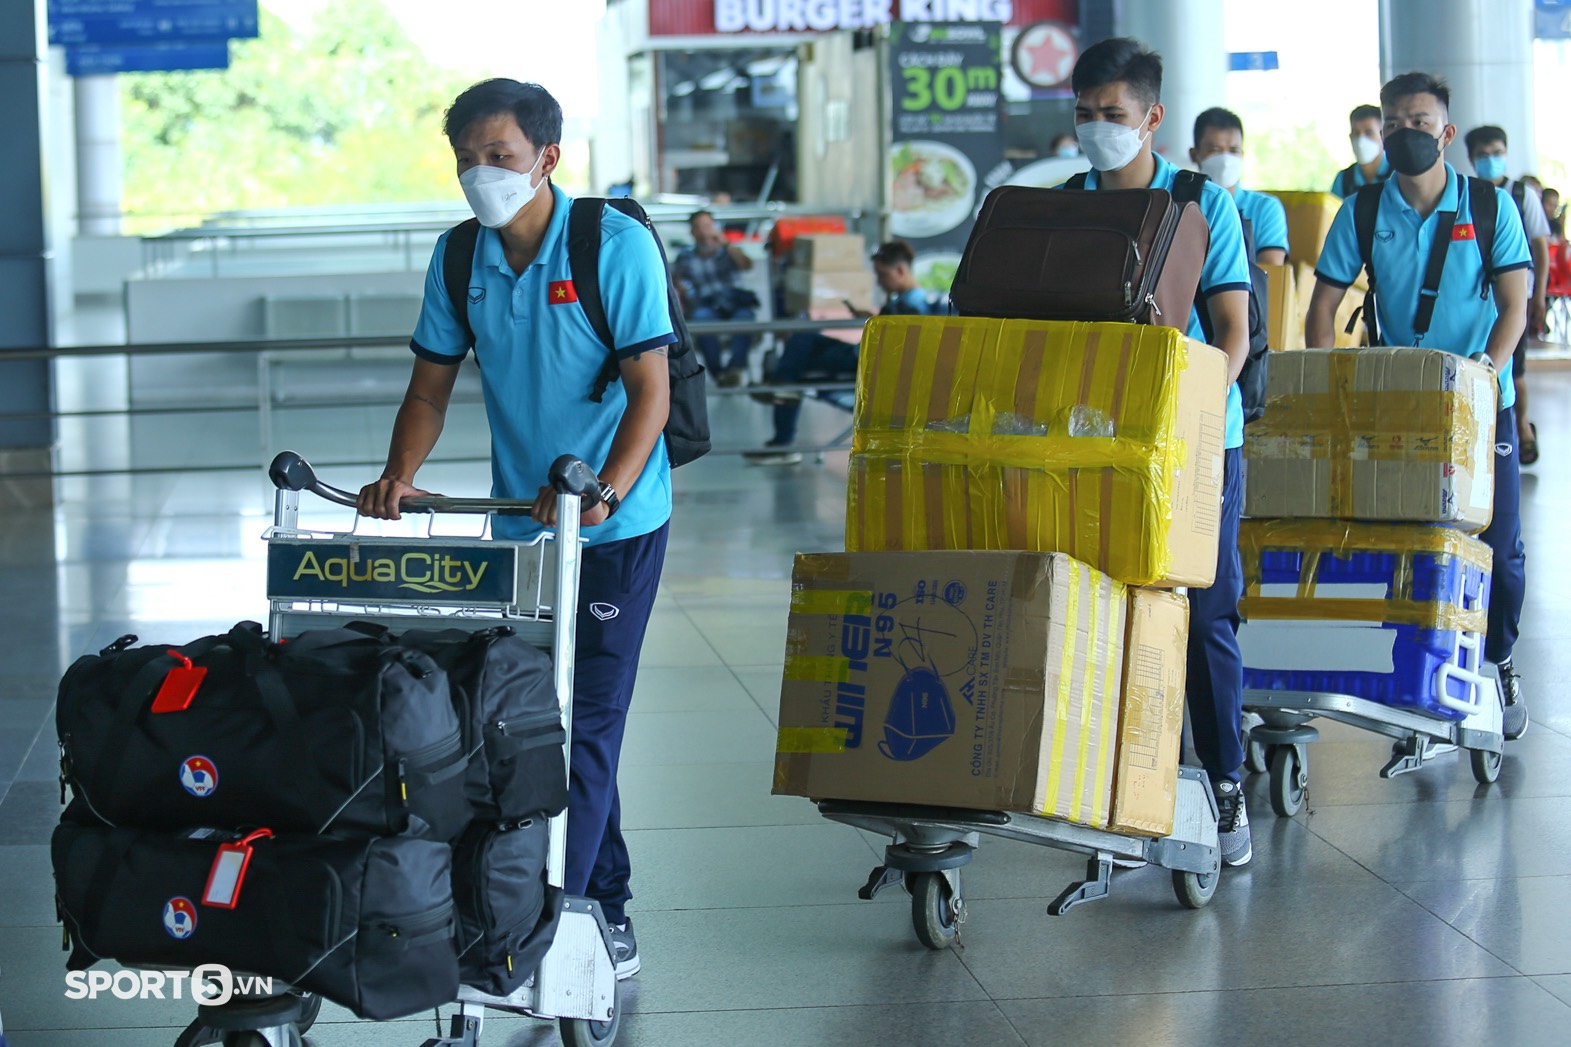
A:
[2,373,1570,1047]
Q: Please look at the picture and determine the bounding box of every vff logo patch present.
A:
[163,897,198,940]
[179,755,219,798]
[590,603,620,621]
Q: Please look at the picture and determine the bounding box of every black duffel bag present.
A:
[451,818,562,995]
[53,823,459,1021]
[57,622,470,840]
[397,626,568,822]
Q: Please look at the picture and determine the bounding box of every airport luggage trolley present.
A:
[1241,632,1507,819]
[166,451,622,1047]
[818,766,1224,950]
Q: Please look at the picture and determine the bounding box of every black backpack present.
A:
[1338,162,1391,198]
[442,199,711,468]
[1168,172,1271,423]
[1063,171,1270,421]
[1350,176,1499,346]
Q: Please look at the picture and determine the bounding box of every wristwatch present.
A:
[597,482,621,517]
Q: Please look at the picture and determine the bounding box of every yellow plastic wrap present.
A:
[1244,348,1497,531]
[847,316,1227,588]
[1269,190,1342,268]
[1239,519,1492,633]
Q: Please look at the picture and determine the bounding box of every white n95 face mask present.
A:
[1199,152,1244,190]
[459,153,545,229]
[1352,134,1382,165]
[1076,107,1154,173]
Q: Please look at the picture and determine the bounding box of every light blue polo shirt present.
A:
[1331,157,1393,198]
[411,184,677,544]
[1073,154,1252,449]
[1235,186,1289,256]
[1315,163,1531,410]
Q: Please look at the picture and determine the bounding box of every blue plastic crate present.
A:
[1237,522,1492,721]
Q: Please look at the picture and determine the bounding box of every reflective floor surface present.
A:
[2,376,1570,1046]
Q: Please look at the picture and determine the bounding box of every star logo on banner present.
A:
[1013,22,1078,89]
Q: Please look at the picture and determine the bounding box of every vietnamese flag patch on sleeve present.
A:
[1453,223,1477,241]
[549,280,578,304]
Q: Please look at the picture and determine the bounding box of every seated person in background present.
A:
[744,240,937,465]
[1049,131,1080,158]
[673,209,758,387]
[1189,106,1289,265]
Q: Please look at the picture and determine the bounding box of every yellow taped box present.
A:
[1109,588,1189,837]
[846,316,1227,588]
[774,550,1127,824]
[1269,190,1342,268]
[1294,262,1368,349]
[1261,263,1303,352]
[1244,348,1497,530]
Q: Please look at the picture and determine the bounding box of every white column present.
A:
[73,74,122,236]
[1117,0,1229,161]
[1380,0,1537,174]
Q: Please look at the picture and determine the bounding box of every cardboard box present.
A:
[846,316,1227,588]
[1109,588,1188,837]
[1270,190,1343,268]
[784,266,875,316]
[1262,263,1303,351]
[1238,520,1492,720]
[1244,348,1497,530]
[774,550,1127,822]
[791,234,868,271]
[1293,262,1369,349]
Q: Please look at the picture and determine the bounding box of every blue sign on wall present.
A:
[66,40,230,76]
[1228,51,1280,72]
[48,0,258,48]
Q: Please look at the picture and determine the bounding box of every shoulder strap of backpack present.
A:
[1171,169,1207,205]
[1511,179,1528,217]
[1064,172,1089,191]
[1414,203,1459,340]
[1470,176,1499,301]
[1350,183,1384,344]
[442,218,481,349]
[1339,166,1353,198]
[567,198,614,352]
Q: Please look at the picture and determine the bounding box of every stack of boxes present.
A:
[1268,190,1369,348]
[783,234,876,318]
[1239,347,1498,718]
[774,315,1229,836]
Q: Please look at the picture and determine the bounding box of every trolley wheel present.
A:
[1470,746,1503,784]
[559,976,622,1047]
[221,1030,303,1047]
[1269,744,1307,817]
[1172,868,1218,909]
[1244,736,1269,775]
[909,871,961,950]
[294,993,321,1034]
[174,1026,222,1047]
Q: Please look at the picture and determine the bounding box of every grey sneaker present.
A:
[1499,659,1529,741]
[743,446,803,466]
[1213,780,1252,867]
[608,919,639,980]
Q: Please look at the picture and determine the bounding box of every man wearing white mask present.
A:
[1062,37,1256,868]
[1332,104,1392,199]
[359,79,674,981]
[1190,106,1290,265]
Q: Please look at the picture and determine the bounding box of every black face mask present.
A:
[1385,127,1445,176]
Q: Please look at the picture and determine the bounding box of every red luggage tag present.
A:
[151,652,207,713]
[201,828,272,909]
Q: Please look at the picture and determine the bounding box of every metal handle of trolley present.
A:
[268,449,605,518]
[262,450,625,1047]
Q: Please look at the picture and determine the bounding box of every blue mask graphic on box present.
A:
[878,667,957,761]
[1474,154,1507,182]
